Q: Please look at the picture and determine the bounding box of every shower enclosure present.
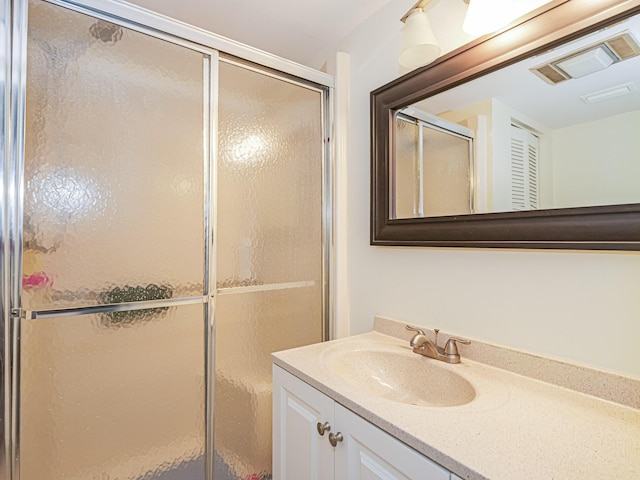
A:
[393,111,474,218]
[1,1,332,479]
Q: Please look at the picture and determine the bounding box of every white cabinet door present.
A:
[274,366,454,480]
[273,365,335,480]
[334,403,450,480]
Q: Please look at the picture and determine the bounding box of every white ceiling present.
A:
[125,0,395,68]
[419,13,640,130]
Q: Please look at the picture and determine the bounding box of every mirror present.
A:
[395,11,640,218]
[371,0,640,249]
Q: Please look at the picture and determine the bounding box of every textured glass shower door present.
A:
[17,1,212,479]
[9,3,329,480]
[214,60,326,480]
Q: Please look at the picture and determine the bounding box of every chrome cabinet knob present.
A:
[329,432,343,447]
[316,421,331,436]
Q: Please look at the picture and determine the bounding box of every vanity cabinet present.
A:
[273,365,452,480]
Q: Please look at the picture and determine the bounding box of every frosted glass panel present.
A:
[422,124,472,217]
[394,117,421,218]
[217,61,323,288]
[214,288,322,480]
[393,116,472,219]
[215,62,325,480]
[19,303,206,480]
[22,0,206,310]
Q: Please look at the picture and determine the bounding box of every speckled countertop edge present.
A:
[272,327,640,480]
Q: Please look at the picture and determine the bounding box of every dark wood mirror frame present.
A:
[371,0,640,250]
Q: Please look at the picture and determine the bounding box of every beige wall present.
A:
[331,0,640,377]
[551,109,640,208]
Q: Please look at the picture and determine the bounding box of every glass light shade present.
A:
[399,9,441,69]
[463,0,519,36]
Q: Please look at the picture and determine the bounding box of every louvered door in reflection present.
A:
[214,60,326,480]
[20,1,210,479]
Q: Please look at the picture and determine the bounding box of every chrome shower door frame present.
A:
[216,53,333,343]
[1,1,334,480]
[1,2,14,479]
[3,1,219,479]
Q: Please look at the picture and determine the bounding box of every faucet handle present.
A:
[405,325,426,336]
[444,337,471,356]
[405,325,429,349]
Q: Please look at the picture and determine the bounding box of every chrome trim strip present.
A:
[22,296,208,320]
[398,109,476,139]
[9,1,29,478]
[205,298,215,480]
[418,119,425,217]
[0,0,11,476]
[44,0,219,56]
[0,0,11,480]
[209,55,219,303]
[44,0,333,87]
[217,281,316,295]
[469,134,475,214]
[322,86,333,342]
[8,314,18,480]
[203,56,212,300]
[204,52,218,480]
[220,55,327,94]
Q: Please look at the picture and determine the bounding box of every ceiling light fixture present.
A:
[399,7,440,68]
[398,0,489,69]
[399,1,553,68]
[462,0,518,36]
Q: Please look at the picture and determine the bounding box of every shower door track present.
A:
[43,0,334,88]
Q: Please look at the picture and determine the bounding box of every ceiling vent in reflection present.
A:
[530,31,640,85]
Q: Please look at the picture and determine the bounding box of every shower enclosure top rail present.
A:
[46,0,334,88]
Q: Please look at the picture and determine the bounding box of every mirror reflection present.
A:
[393,111,474,218]
[392,12,640,218]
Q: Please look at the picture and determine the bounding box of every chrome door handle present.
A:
[316,421,331,436]
[329,432,343,447]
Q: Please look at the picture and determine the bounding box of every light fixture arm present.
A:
[401,1,433,23]
[401,0,469,23]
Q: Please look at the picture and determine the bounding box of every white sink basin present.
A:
[323,347,476,407]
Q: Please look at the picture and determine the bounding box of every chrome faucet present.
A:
[405,325,471,364]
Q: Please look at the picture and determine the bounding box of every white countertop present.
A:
[272,331,640,480]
